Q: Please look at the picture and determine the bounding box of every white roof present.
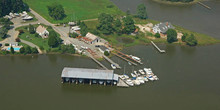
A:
[85,32,98,41]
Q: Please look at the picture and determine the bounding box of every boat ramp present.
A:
[103,55,121,69]
[151,41,166,53]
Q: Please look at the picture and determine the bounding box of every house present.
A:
[36,25,49,38]
[83,32,100,44]
[8,42,18,46]
[152,22,175,34]
[98,46,110,53]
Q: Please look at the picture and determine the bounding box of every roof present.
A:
[155,22,175,33]
[61,67,118,81]
[36,25,47,34]
[85,32,98,41]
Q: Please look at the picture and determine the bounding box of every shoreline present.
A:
[151,0,205,5]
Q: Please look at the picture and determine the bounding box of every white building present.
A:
[153,22,175,34]
[83,32,100,44]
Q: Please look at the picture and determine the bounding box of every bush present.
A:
[25,46,32,54]
[181,33,188,42]
[106,5,114,8]
[104,51,110,56]
[146,32,153,37]
[5,43,9,46]
[31,47,39,54]
[60,45,75,54]
[10,46,15,54]
[28,24,35,34]
[18,30,24,35]
[167,29,177,43]
[20,47,25,54]
[15,37,21,42]
[69,32,78,38]
[154,33,160,38]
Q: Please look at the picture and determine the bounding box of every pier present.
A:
[151,41,166,53]
[103,55,121,69]
[89,54,108,70]
[115,50,143,64]
[112,53,137,66]
[198,2,211,10]
[117,78,129,87]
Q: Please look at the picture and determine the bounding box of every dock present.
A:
[112,53,137,66]
[117,78,129,87]
[198,2,211,10]
[115,50,143,64]
[103,55,121,69]
[151,41,166,53]
[89,54,108,70]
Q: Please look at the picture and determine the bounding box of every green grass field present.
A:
[25,0,124,23]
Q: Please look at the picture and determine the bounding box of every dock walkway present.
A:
[116,50,143,64]
[151,41,165,53]
[89,54,108,70]
[103,55,121,69]
[112,53,137,66]
[198,2,211,10]
[117,78,129,87]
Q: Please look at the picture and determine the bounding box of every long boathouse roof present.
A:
[61,67,118,81]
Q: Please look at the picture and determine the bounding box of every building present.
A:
[152,22,175,34]
[36,25,49,38]
[61,67,119,85]
[83,32,100,44]
[98,46,110,53]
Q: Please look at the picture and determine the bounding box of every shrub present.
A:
[18,30,24,35]
[20,47,25,54]
[186,34,198,46]
[5,43,9,46]
[31,47,39,54]
[15,37,21,42]
[106,5,114,8]
[181,33,188,42]
[10,46,15,54]
[104,51,110,56]
[69,33,78,38]
[167,29,177,43]
[154,33,160,38]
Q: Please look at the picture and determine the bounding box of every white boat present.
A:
[99,80,104,85]
[131,73,137,77]
[129,55,141,62]
[113,81,117,85]
[134,71,138,76]
[133,80,141,85]
[126,79,134,86]
[123,74,129,79]
[92,80,97,84]
[128,62,132,65]
[148,76,154,81]
[79,79,83,83]
[139,69,145,75]
[111,64,117,69]
[137,77,145,84]
[143,76,149,82]
[153,75,159,80]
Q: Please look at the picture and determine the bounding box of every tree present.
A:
[60,45,75,54]
[186,34,198,46]
[79,22,88,36]
[167,29,177,43]
[10,46,15,54]
[25,46,32,54]
[104,51,110,56]
[28,24,35,34]
[97,13,114,35]
[47,3,66,20]
[69,32,78,38]
[122,16,136,34]
[15,37,21,42]
[31,47,39,54]
[48,31,59,48]
[155,33,160,38]
[181,33,188,42]
[114,18,122,35]
[0,27,8,39]
[20,47,25,54]
[137,4,148,19]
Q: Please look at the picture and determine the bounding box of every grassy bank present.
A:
[84,18,220,48]
[25,0,124,24]
[152,0,203,5]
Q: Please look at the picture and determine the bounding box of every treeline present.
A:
[0,0,29,17]
[165,0,194,2]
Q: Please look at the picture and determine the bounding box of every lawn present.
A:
[25,0,124,24]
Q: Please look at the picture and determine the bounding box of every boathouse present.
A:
[61,67,119,85]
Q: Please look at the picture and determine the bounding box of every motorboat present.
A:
[148,76,154,81]
[99,80,104,85]
[143,76,149,82]
[111,64,117,69]
[129,55,141,62]
[139,69,145,75]
[126,79,134,86]
[128,62,132,65]
[92,80,97,84]
[137,77,145,84]
[123,74,129,79]
[131,73,137,77]
[133,80,141,85]
[107,80,111,84]
[153,75,159,80]
[71,79,76,83]
[134,71,138,76]
[65,78,69,82]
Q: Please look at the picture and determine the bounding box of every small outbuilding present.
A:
[36,25,49,39]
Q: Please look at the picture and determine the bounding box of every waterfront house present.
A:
[36,25,49,39]
[153,22,175,34]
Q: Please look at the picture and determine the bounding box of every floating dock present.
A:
[61,67,118,86]
[115,50,143,65]
[89,54,108,70]
[151,41,166,53]
[198,2,211,10]
[103,55,121,69]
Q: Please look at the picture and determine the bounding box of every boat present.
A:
[153,75,159,80]
[139,69,145,75]
[99,80,104,85]
[71,79,76,83]
[134,71,138,76]
[131,73,137,77]
[148,76,154,81]
[113,81,117,85]
[65,78,69,82]
[123,74,129,79]
[137,77,145,84]
[111,64,117,69]
[79,79,83,83]
[126,79,134,86]
[133,80,141,85]
[129,55,141,62]
[92,80,97,84]
[143,76,149,82]
[107,80,111,83]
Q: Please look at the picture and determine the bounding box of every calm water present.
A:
[1,0,220,110]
